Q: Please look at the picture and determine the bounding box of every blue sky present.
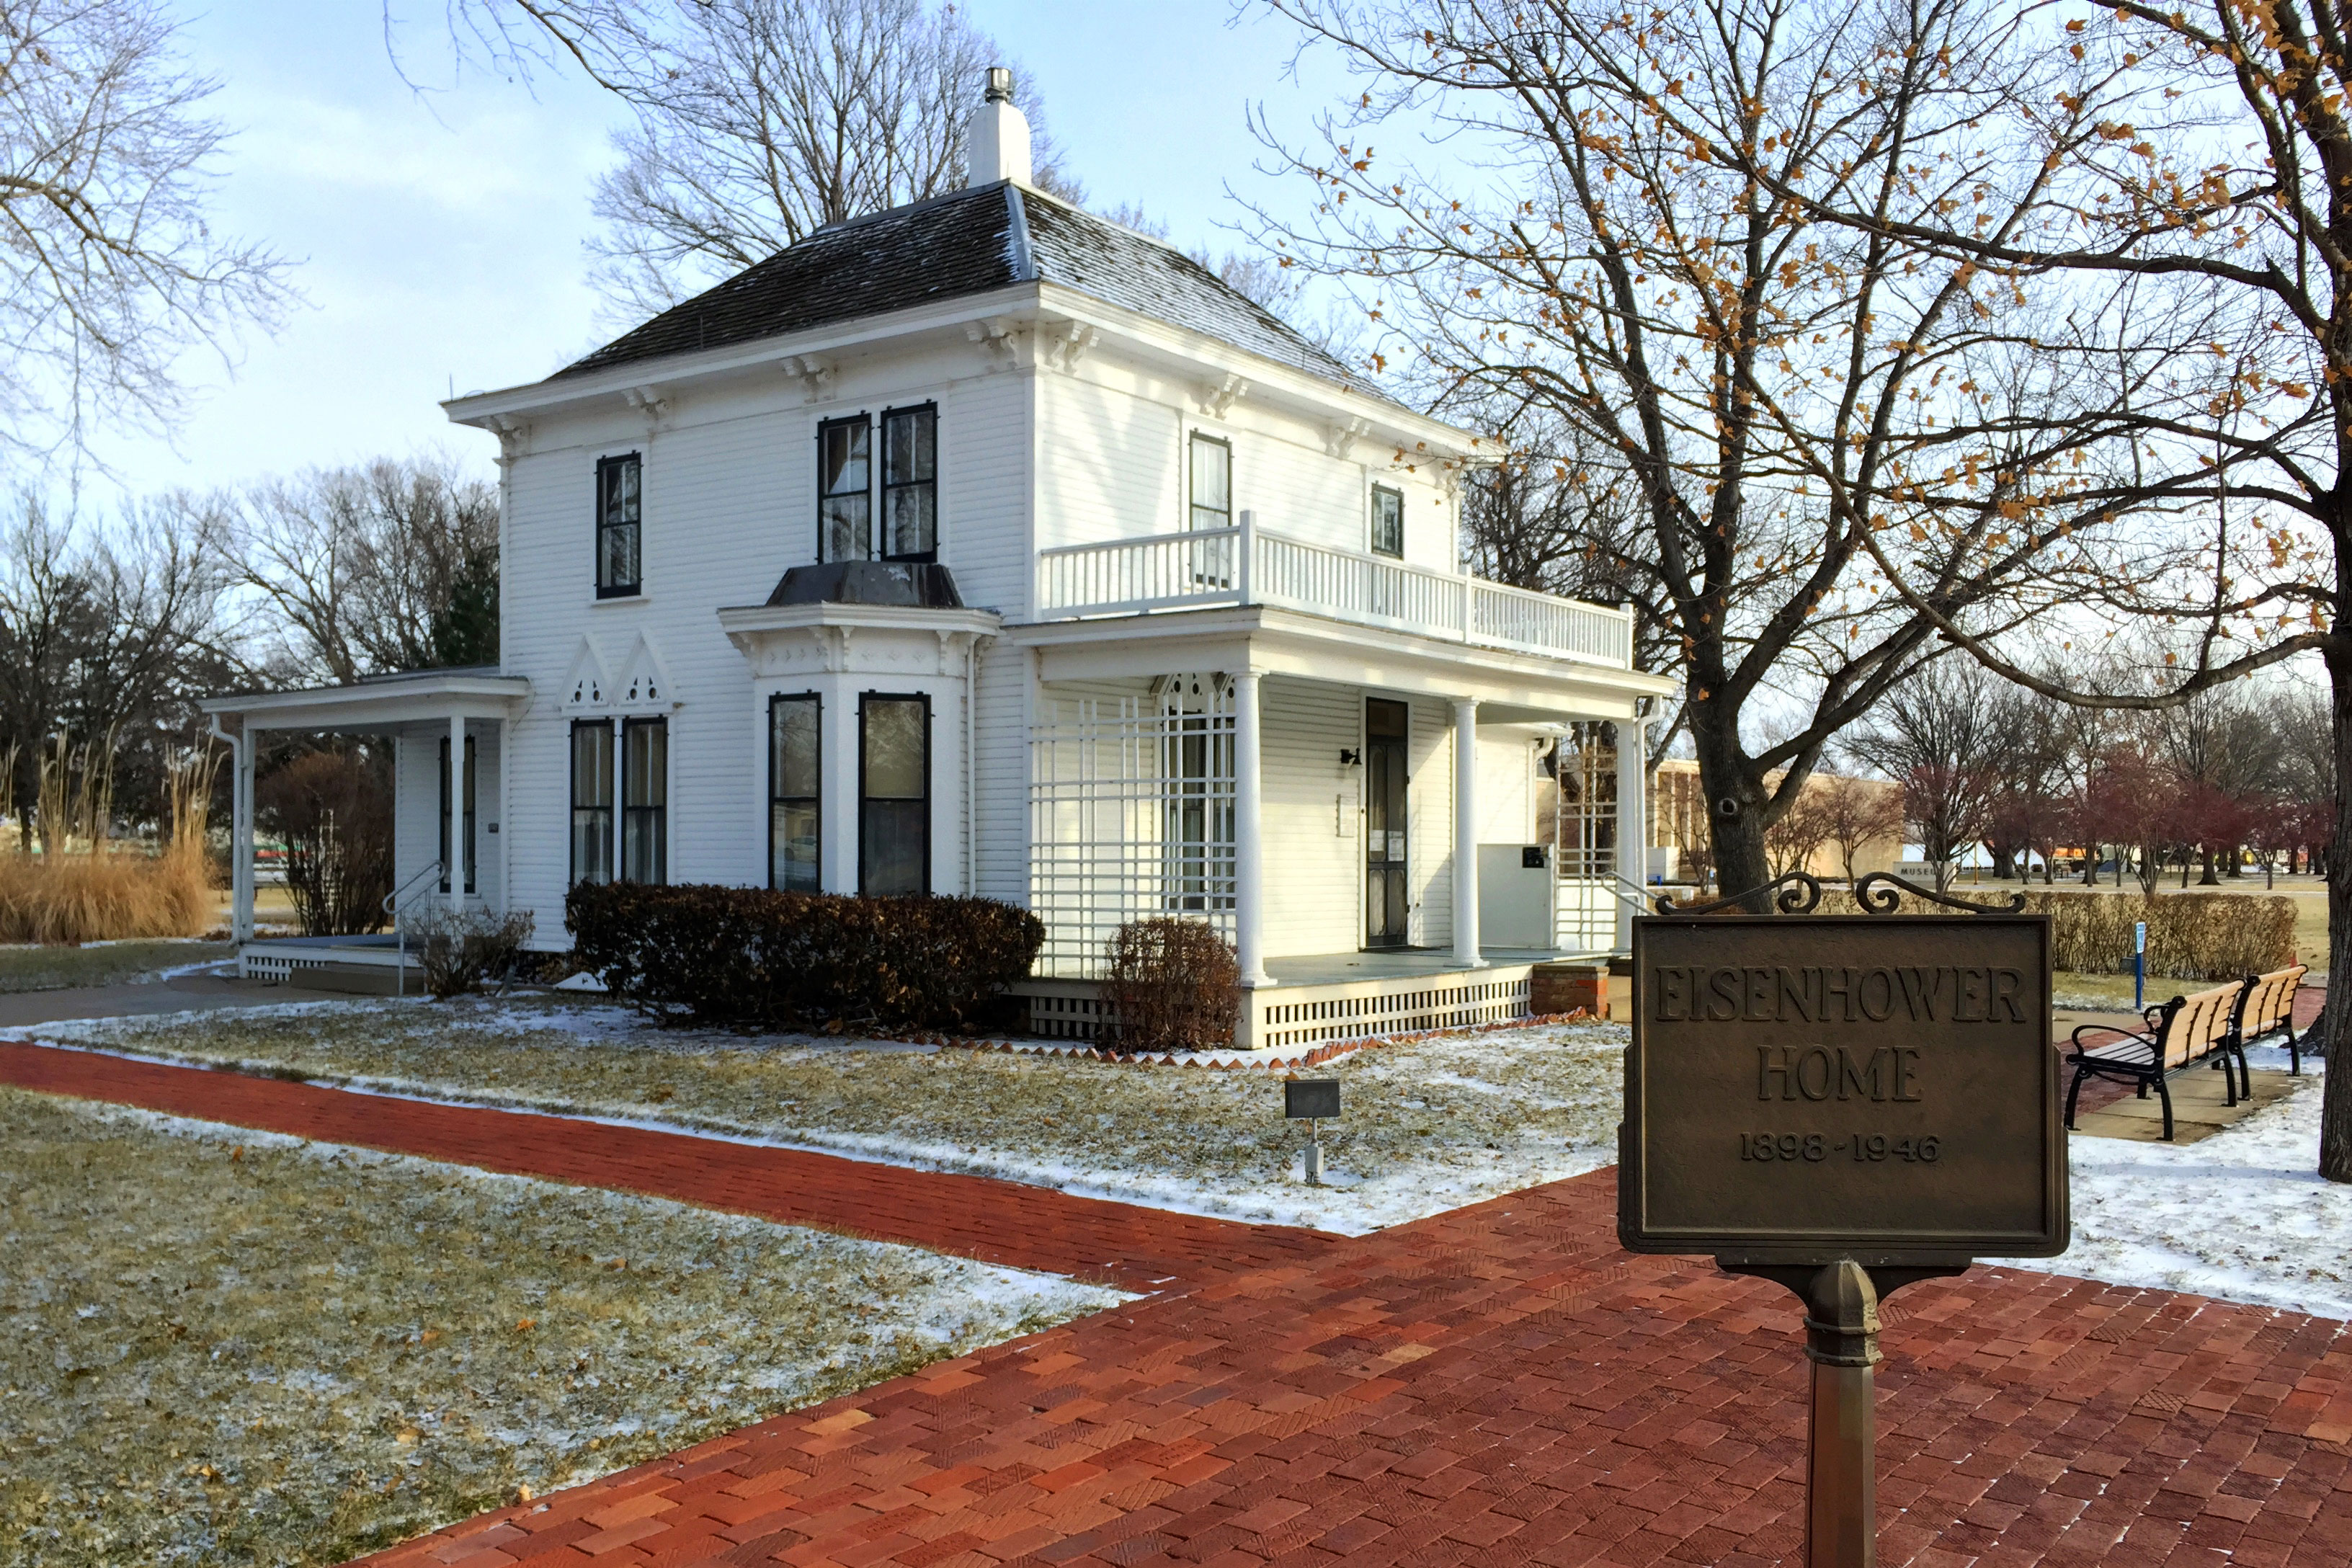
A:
[84,1,1350,503]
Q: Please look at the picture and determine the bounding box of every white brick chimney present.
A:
[965,66,1033,188]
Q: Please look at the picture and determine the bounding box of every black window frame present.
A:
[817,414,873,563]
[620,715,668,886]
[1370,484,1404,558]
[878,402,939,563]
[858,692,931,897]
[1188,432,1231,532]
[437,733,478,894]
[595,453,642,599]
[569,718,614,887]
[768,692,822,893]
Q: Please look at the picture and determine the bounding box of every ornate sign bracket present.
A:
[1654,869,2028,918]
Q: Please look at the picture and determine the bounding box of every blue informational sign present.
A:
[2134,922,2147,1010]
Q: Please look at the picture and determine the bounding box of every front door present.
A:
[1366,698,1409,948]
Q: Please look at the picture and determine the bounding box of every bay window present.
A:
[770,694,821,892]
[860,694,929,896]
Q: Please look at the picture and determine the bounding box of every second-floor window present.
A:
[597,453,641,597]
[1188,433,1230,531]
[1371,484,1404,558]
[818,416,870,562]
[819,405,938,561]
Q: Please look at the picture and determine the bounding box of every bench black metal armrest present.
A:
[2068,1022,2157,1061]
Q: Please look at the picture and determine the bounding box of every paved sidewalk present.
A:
[0,968,349,1029]
[0,1041,1328,1290]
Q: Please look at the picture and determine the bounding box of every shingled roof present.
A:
[553,182,1366,392]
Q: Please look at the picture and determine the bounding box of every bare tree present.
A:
[0,0,290,463]
[402,1,1076,321]
[1817,772,1905,886]
[1251,0,2192,907]
[1848,660,2005,894]
[219,455,499,685]
[0,493,237,845]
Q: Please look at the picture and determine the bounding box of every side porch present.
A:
[199,669,533,992]
[1009,603,1674,1048]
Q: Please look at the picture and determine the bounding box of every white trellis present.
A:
[1552,721,1621,953]
[1029,673,1237,976]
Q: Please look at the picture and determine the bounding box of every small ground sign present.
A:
[1620,913,2067,1265]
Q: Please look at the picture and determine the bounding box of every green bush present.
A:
[564,883,1043,1030]
[1814,888,2294,980]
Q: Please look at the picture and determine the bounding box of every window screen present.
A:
[621,717,667,885]
[881,405,937,560]
[596,455,641,595]
[1188,434,1230,531]
[819,417,872,561]
[860,695,928,896]
[1371,485,1404,558]
[569,721,612,886]
[770,695,821,892]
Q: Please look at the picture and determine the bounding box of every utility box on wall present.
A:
[1478,843,1552,948]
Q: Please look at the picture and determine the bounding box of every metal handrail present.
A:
[384,860,445,998]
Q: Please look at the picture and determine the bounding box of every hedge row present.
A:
[1814,888,2296,980]
[565,883,1043,1030]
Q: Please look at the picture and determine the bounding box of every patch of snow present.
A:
[1992,1045,2352,1320]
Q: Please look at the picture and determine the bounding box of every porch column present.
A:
[231,723,256,944]
[1233,668,1270,988]
[1616,715,1649,952]
[448,713,468,907]
[1453,698,1479,966]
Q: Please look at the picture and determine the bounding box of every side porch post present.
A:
[232,723,256,944]
[1453,697,1479,966]
[1616,714,1650,952]
[1232,667,1270,989]
[449,713,468,909]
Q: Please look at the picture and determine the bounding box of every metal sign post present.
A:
[1285,1077,1340,1187]
[1618,872,2070,1568]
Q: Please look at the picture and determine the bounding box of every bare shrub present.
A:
[407,906,535,999]
[1103,918,1238,1054]
[1814,888,2294,980]
[257,747,393,936]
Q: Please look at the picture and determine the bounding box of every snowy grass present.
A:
[0,938,232,994]
[20,996,1630,1234]
[0,1085,1125,1568]
[1992,1044,2352,1319]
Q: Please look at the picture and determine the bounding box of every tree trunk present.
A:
[2319,636,2352,1183]
[1990,842,2016,880]
[1690,708,1773,909]
[2199,846,2219,886]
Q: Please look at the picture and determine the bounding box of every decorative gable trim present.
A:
[616,631,680,712]
[561,638,612,712]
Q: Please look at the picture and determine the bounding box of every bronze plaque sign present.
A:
[1620,914,2067,1265]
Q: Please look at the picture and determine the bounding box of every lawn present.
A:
[0,1085,1123,1568]
[0,939,231,994]
[22,997,1630,1233]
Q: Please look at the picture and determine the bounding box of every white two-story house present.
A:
[202,73,1673,1048]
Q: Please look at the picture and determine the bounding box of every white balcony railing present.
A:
[1034,513,1634,669]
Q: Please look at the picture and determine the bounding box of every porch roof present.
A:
[198,669,532,731]
[1004,605,1678,719]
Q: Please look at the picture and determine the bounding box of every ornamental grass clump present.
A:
[1815,887,2296,980]
[0,738,215,945]
[566,882,1042,1030]
[1103,917,1238,1053]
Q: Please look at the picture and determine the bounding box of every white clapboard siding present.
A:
[1260,677,1363,958]
[1409,698,1456,950]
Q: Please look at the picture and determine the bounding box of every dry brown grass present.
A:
[0,1085,1120,1568]
[0,744,218,945]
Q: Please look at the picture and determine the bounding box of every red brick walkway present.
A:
[0,1043,1325,1290]
[10,1041,2352,1567]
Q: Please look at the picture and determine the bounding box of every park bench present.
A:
[2224,963,2311,1093]
[2065,977,2250,1142]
